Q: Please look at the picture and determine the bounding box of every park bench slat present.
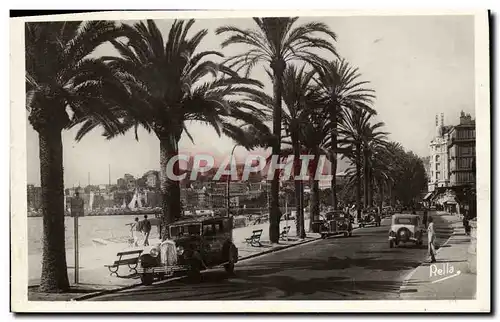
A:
[117,249,143,256]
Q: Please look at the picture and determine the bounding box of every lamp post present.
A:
[227,144,238,217]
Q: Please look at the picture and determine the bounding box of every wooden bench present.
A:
[245,229,263,247]
[105,249,143,277]
[280,226,291,240]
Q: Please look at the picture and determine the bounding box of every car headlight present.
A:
[176,245,184,255]
[150,247,159,257]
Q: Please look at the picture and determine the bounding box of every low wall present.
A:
[467,219,477,274]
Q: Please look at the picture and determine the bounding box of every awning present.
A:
[423,192,433,201]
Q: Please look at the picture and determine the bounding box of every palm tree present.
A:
[312,59,375,210]
[299,110,331,231]
[216,17,338,243]
[25,21,125,292]
[281,65,316,238]
[76,20,270,236]
[338,109,386,218]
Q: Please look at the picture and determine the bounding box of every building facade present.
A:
[27,184,42,210]
[428,114,452,192]
[426,112,476,216]
[448,112,476,187]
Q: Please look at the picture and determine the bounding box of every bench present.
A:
[280,226,291,240]
[105,249,143,277]
[245,229,263,247]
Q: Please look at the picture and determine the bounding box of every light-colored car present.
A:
[388,214,424,248]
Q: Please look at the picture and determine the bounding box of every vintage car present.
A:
[388,214,424,248]
[136,215,238,285]
[317,211,353,238]
[359,211,381,228]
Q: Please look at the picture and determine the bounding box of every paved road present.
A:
[92,213,454,301]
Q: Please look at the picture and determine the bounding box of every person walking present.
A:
[127,217,140,247]
[427,216,437,263]
[142,215,151,246]
[463,212,470,236]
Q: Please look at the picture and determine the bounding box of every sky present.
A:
[26,14,475,187]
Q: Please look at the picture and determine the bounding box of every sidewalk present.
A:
[399,215,476,300]
[28,217,330,300]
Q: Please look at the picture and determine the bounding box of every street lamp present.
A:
[226,144,238,217]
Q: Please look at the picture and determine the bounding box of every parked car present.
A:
[316,211,353,238]
[359,211,381,228]
[388,214,424,248]
[136,215,238,285]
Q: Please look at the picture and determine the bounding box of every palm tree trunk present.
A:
[330,105,338,210]
[368,166,374,207]
[39,128,69,292]
[159,136,181,240]
[269,61,285,244]
[363,149,369,208]
[309,174,320,232]
[292,134,305,238]
[356,143,362,220]
[379,180,384,212]
[330,153,337,209]
[308,153,320,232]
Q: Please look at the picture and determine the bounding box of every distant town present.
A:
[27,164,349,218]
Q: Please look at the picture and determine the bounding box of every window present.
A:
[436,163,440,171]
[436,172,440,180]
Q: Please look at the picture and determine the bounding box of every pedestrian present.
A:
[427,216,436,263]
[127,217,140,247]
[423,209,428,228]
[143,214,151,246]
[463,214,470,236]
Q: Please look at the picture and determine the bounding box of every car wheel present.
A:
[224,262,235,274]
[141,273,153,286]
[389,240,394,248]
[188,257,202,282]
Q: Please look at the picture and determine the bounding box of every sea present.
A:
[27,214,159,256]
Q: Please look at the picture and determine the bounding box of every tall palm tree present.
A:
[76,20,270,236]
[299,110,331,231]
[281,65,316,238]
[216,17,338,243]
[312,59,375,210]
[338,109,386,218]
[25,21,126,292]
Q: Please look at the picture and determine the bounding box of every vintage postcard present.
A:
[10,10,490,312]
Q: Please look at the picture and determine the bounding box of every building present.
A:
[448,112,476,187]
[428,114,453,192]
[27,184,42,210]
[143,170,159,188]
[117,178,126,189]
[425,112,476,216]
[124,174,136,190]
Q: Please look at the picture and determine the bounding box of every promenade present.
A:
[29,217,323,297]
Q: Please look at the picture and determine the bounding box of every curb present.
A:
[398,219,462,296]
